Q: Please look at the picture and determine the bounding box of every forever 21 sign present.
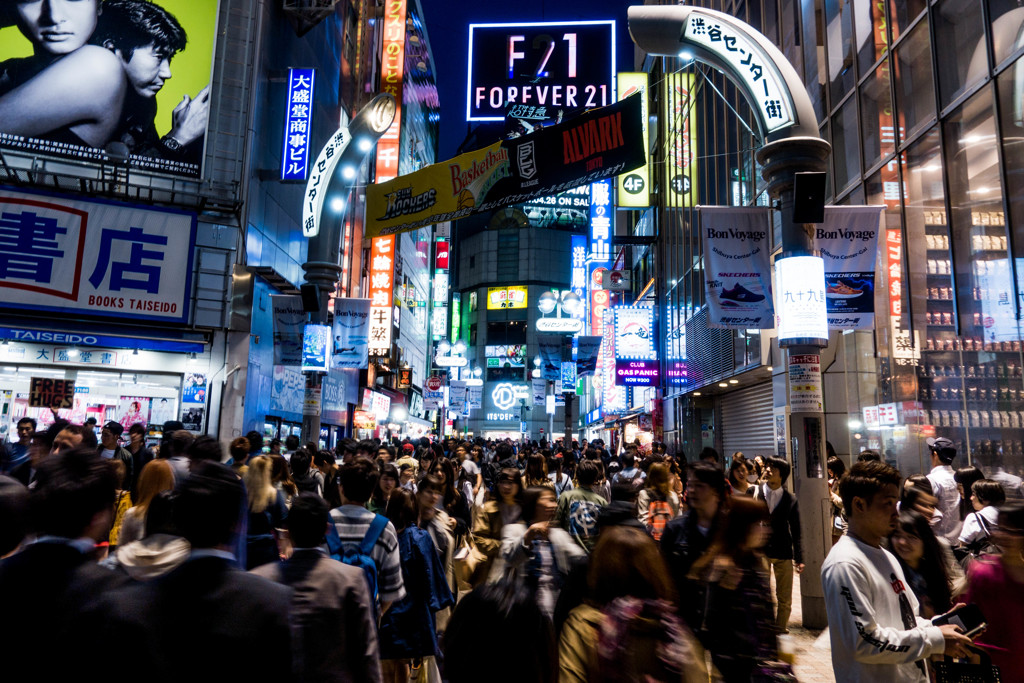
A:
[467,21,616,121]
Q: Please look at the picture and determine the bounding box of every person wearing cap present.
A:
[925,437,961,542]
[99,421,134,489]
[395,443,419,478]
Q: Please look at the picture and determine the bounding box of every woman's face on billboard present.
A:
[16,0,100,56]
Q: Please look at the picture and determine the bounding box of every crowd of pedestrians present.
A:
[2,416,1023,681]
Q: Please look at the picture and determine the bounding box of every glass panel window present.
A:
[853,0,890,74]
[893,19,935,141]
[825,0,857,103]
[887,0,926,40]
[943,85,1022,471]
[861,63,897,168]
[933,0,987,109]
[832,97,861,191]
[997,54,1024,331]
[988,0,1024,67]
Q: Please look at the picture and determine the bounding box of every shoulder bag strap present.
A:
[360,513,389,555]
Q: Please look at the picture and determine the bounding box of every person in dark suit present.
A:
[0,446,129,681]
[96,461,294,683]
[753,456,804,633]
[253,493,382,683]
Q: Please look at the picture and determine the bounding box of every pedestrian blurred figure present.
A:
[253,492,382,683]
[753,456,804,633]
[378,489,453,683]
[559,526,708,683]
[242,455,288,569]
[228,436,249,474]
[316,449,343,509]
[0,475,29,557]
[114,458,175,547]
[689,496,788,681]
[291,447,324,497]
[125,421,153,497]
[638,462,681,541]
[270,453,297,506]
[554,458,608,551]
[369,462,399,515]
[103,490,190,580]
[828,456,847,546]
[953,465,986,522]
[957,478,1004,549]
[888,510,954,618]
[661,462,727,635]
[445,580,557,683]
[727,456,754,497]
[925,437,961,542]
[499,486,584,618]
[471,467,523,583]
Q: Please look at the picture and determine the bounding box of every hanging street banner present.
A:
[365,94,646,238]
[532,377,548,406]
[815,206,885,330]
[331,298,371,369]
[271,295,306,366]
[449,380,468,410]
[537,334,564,381]
[699,207,774,329]
[576,336,603,376]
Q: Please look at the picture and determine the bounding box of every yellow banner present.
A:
[617,73,650,207]
[664,72,698,208]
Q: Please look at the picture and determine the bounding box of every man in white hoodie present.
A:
[822,460,974,682]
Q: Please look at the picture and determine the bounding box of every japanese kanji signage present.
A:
[815,206,884,330]
[281,68,315,180]
[663,72,698,207]
[467,21,615,121]
[375,0,407,184]
[302,126,349,238]
[589,178,613,264]
[699,206,774,329]
[570,235,588,320]
[29,377,75,410]
[776,255,828,346]
[487,286,528,310]
[0,188,196,323]
[368,235,396,355]
[787,354,823,412]
[617,72,650,207]
[682,11,795,134]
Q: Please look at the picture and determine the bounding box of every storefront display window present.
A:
[933,0,987,109]
[893,20,935,143]
[832,97,862,193]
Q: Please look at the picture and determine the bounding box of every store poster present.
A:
[700,207,774,329]
[788,354,823,412]
[271,365,304,413]
[815,206,885,330]
[271,295,305,366]
[0,0,218,177]
[149,397,177,426]
[117,396,151,430]
[180,372,207,432]
[331,298,371,369]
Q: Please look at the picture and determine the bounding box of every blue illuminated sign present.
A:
[589,178,612,264]
[301,324,331,373]
[281,68,315,181]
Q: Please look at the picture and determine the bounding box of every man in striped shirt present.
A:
[331,457,405,614]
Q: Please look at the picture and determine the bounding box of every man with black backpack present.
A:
[328,457,405,617]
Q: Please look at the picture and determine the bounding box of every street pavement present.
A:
[785,582,836,683]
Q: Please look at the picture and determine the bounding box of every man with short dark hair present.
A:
[253,493,382,683]
[98,421,133,488]
[554,459,607,551]
[925,437,960,541]
[754,456,803,633]
[165,429,194,483]
[98,462,293,681]
[822,460,974,681]
[0,447,128,680]
[331,457,405,614]
[2,416,35,475]
[125,422,152,497]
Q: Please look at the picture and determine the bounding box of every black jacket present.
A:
[753,485,803,564]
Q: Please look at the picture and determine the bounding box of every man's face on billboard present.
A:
[16,0,100,56]
[122,44,172,97]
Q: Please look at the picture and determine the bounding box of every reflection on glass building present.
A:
[647,0,1024,479]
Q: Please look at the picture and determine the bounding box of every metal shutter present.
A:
[721,382,774,457]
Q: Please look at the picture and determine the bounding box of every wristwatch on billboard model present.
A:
[160,135,183,153]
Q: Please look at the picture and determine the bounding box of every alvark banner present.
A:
[699,207,775,330]
[815,206,885,330]
[365,95,646,237]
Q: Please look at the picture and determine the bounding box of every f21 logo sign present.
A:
[467,21,616,121]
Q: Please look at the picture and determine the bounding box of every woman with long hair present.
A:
[889,509,953,618]
[469,467,524,586]
[243,455,288,569]
[269,453,297,506]
[549,454,573,498]
[727,456,754,497]
[525,451,554,490]
[637,462,681,541]
[559,526,707,683]
[690,496,782,681]
[117,458,174,546]
[369,463,399,515]
[954,465,987,521]
[378,489,454,683]
[429,457,470,536]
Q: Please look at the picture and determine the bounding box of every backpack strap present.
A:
[360,513,389,556]
[975,511,991,538]
[325,513,343,556]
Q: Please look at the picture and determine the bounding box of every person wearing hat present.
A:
[395,442,419,478]
[99,421,134,492]
[925,437,961,542]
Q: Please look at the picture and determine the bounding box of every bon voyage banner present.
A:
[815,206,885,330]
[699,207,775,330]
[365,94,646,237]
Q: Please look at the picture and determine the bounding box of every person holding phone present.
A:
[822,460,974,682]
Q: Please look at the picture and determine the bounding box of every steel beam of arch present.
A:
[628,5,821,142]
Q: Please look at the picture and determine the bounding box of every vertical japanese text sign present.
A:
[375,0,407,183]
[281,68,315,180]
[368,235,397,355]
[617,72,650,207]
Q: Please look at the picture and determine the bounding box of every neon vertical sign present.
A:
[281,68,315,180]
[375,1,406,184]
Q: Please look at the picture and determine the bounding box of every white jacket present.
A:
[822,535,945,683]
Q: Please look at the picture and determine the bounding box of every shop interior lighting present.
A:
[718,382,728,387]
[693,391,701,396]
[66,347,80,358]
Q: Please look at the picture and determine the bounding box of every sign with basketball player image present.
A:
[699,206,774,329]
[813,206,885,330]
[0,0,219,178]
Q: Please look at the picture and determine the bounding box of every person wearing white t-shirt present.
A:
[822,460,974,683]
[957,479,1004,547]
[924,437,961,542]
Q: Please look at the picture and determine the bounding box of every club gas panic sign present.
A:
[467,21,616,121]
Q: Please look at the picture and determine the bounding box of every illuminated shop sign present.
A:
[451,293,462,342]
[614,305,656,360]
[375,0,407,183]
[776,255,828,346]
[486,345,527,367]
[682,11,795,133]
[615,359,659,386]
[589,178,612,263]
[536,318,583,333]
[616,72,650,207]
[487,286,528,309]
[281,68,315,180]
[491,382,530,411]
[666,360,690,386]
[301,324,330,373]
[368,235,396,354]
[570,234,588,318]
[467,21,616,121]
